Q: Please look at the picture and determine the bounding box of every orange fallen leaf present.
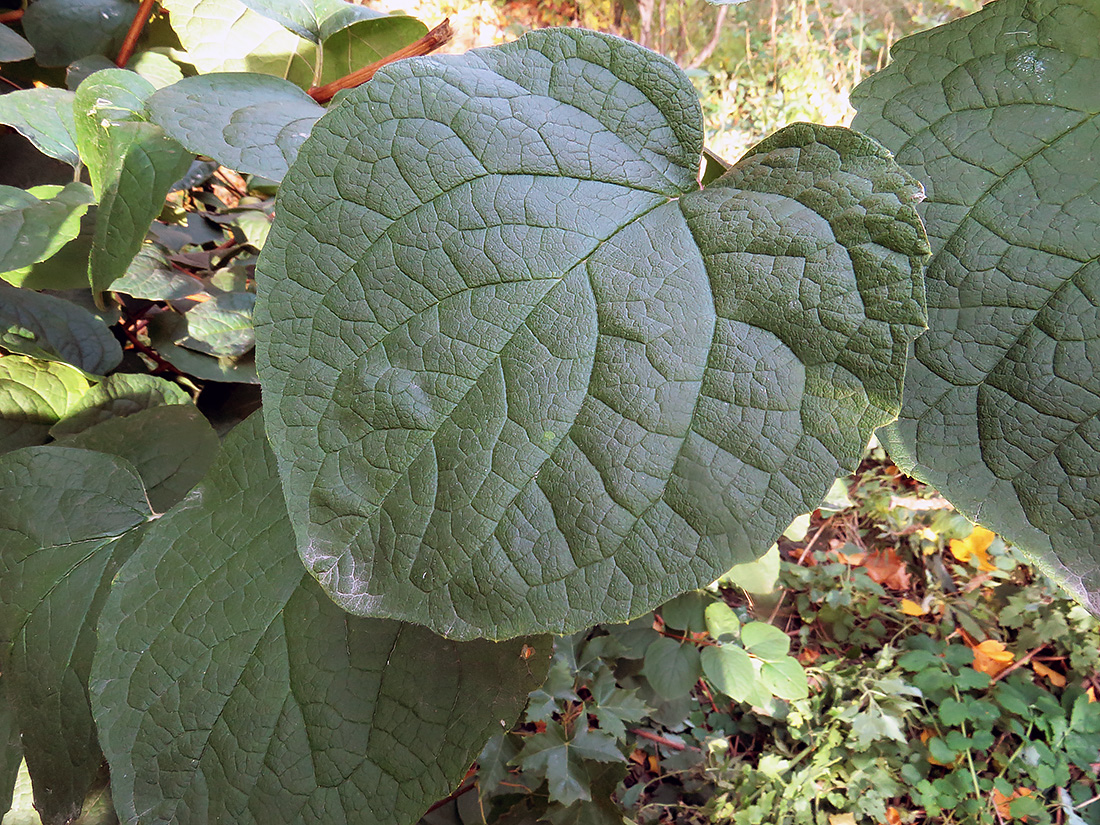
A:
[1032,661,1066,687]
[882,807,903,825]
[833,547,866,566]
[950,526,997,572]
[798,647,821,665]
[900,598,926,616]
[972,639,1014,677]
[863,548,911,590]
[992,787,1033,820]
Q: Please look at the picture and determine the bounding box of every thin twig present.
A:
[629,728,699,752]
[118,322,184,376]
[990,644,1046,684]
[308,19,453,104]
[116,0,157,67]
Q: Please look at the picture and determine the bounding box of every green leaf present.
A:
[21,0,133,67]
[147,73,324,182]
[0,356,91,453]
[588,668,647,741]
[176,290,256,358]
[0,88,80,167]
[237,0,384,43]
[1,208,96,291]
[128,49,185,89]
[759,657,808,701]
[719,544,780,594]
[146,308,261,384]
[0,281,122,374]
[704,601,741,641]
[256,28,929,640]
[700,644,756,703]
[851,0,1100,610]
[48,372,192,438]
[0,26,34,63]
[157,0,316,85]
[642,637,701,700]
[0,446,150,825]
[513,720,622,807]
[91,413,551,825]
[661,591,712,634]
[740,622,790,661]
[111,244,201,300]
[73,69,157,198]
[56,404,219,512]
[318,15,428,83]
[0,183,95,273]
[0,678,22,821]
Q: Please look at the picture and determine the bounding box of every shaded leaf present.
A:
[0,183,95,272]
[56,404,219,512]
[0,446,150,825]
[128,49,185,89]
[0,281,122,374]
[642,637,701,701]
[704,601,741,642]
[148,73,323,182]
[237,0,384,43]
[0,678,21,821]
[176,289,256,357]
[588,668,647,741]
[21,0,133,67]
[0,356,91,453]
[660,591,710,634]
[48,372,192,438]
[90,413,551,825]
[146,308,260,384]
[514,721,622,808]
[111,245,203,301]
[0,25,34,63]
[0,208,96,291]
[851,0,1100,611]
[256,28,929,640]
[0,88,80,166]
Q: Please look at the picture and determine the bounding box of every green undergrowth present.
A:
[431,446,1100,825]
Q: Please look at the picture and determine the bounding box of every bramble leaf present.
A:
[256,28,929,639]
[91,414,551,825]
[851,0,1100,612]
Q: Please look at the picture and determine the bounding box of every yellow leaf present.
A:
[972,639,1014,677]
[1032,661,1067,687]
[829,815,857,825]
[1088,686,1097,703]
[950,526,997,572]
[900,598,926,616]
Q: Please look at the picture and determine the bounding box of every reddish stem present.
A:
[115,0,157,67]
[308,19,453,104]
[629,728,700,752]
[119,322,183,376]
[0,10,23,23]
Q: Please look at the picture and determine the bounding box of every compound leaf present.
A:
[256,28,929,640]
[91,413,551,825]
[0,446,150,825]
[0,88,80,167]
[0,183,95,273]
[851,0,1100,610]
[0,281,122,374]
[147,73,324,182]
[0,356,91,453]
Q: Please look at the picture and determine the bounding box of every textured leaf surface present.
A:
[0,26,34,63]
[1,209,96,291]
[90,414,551,825]
[257,29,929,639]
[56,405,219,512]
[0,356,91,453]
[0,88,80,166]
[21,0,133,66]
[0,447,150,825]
[73,69,157,198]
[0,282,122,374]
[147,73,324,182]
[317,15,428,84]
[851,0,1100,609]
[147,308,261,384]
[177,290,256,357]
[111,245,201,300]
[0,183,95,273]
[237,0,382,43]
[48,372,192,438]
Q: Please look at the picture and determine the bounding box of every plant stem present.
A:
[990,644,1045,684]
[0,9,23,23]
[308,19,453,104]
[629,728,699,752]
[116,0,157,67]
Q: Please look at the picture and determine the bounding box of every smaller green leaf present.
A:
[526,657,580,722]
[318,14,428,82]
[759,657,808,701]
[178,290,255,357]
[719,544,780,594]
[147,73,324,182]
[514,720,620,808]
[0,356,91,453]
[48,372,191,438]
[938,697,969,727]
[238,0,382,43]
[0,208,96,291]
[641,637,701,700]
[588,669,647,741]
[569,726,626,765]
[704,602,741,642]
[660,591,711,634]
[73,68,157,198]
[56,404,219,512]
[21,0,133,67]
[111,245,202,301]
[146,308,260,384]
[128,49,185,88]
[0,183,95,273]
[740,622,791,662]
[477,735,521,798]
[927,737,957,765]
[0,88,79,166]
[0,26,34,63]
[700,644,756,703]
[0,282,122,374]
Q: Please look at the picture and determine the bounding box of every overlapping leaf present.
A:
[0,183,95,272]
[47,372,192,438]
[257,28,929,639]
[0,447,151,825]
[0,26,34,63]
[91,414,551,825]
[0,88,80,166]
[0,356,91,453]
[851,0,1100,610]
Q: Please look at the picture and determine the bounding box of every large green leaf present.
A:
[0,88,80,167]
[147,73,325,182]
[256,29,929,640]
[0,356,91,453]
[851,0,1100,609]
[0,678,22,821]
[90,414,551,825]
[73,69,157,199]
[0,183,95,273]
[0,446,150,825]
[21,0,134,67]
[0,281,122,374]
[47,372,192,438]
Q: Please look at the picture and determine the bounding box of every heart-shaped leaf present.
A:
[0,356,91,453]
[851,0,1100,610]
[0,88,80,167]
[257,29,929,640]
[0,183,95,273]
[0,281,122,374]
[147,73,324,181]
[91,414,551,825]
[0,446,151,825]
